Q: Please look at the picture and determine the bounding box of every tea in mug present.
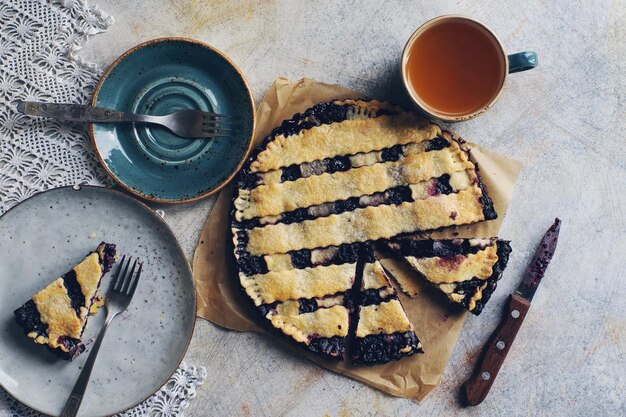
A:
[405,18,506,117]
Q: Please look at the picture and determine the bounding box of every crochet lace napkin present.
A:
[0,0,113,214]
[0,0,206,415]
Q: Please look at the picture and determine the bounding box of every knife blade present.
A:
[462,218,561,406]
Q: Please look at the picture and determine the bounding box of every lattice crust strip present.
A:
[235,143,473,220]
[250,113,440,173]
[251,136,451,188]
[245,185,487,256]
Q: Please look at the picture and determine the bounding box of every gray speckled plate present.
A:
[0,186,196,416]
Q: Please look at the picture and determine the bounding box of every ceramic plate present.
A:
[91,38,255,203]
[0,186,196,416]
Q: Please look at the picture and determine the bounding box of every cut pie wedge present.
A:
[352,257,423,365]
[260,292,352,360]
[13,242,116,360]
[381,238,511,315]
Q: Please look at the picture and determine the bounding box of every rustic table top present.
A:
[82,1,625,415]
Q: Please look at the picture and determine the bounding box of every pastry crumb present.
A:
[90,294,105,315]
[88,232,97,239]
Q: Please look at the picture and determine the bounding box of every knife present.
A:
[462,218,561,406]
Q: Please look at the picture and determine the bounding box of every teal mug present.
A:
[401,15,538,122]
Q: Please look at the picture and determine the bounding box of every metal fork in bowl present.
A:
[60,256,143,417]
[16,100,233,139]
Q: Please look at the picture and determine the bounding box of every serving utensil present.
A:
[61,256,143,417]
[462,218,561,405]
[16,100,232,138]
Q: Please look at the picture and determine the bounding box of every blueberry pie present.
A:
[232,99,501,363]
[14,242,116,360]
[381,237,511,315]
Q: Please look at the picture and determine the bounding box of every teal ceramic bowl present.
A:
[91,38,255,203]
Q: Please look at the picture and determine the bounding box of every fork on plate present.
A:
[16,100,233,138]
[60,256,143,417]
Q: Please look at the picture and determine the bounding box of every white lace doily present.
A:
[0,0,114,215]
[0,0,206,416]
[0,362,208,417]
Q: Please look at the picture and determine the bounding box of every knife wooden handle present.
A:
[462,294,530,406]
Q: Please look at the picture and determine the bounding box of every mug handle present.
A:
[507,51,538,73]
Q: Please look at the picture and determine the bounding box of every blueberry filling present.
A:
[454,278,485,295]
[100,243,117,273]
[380,144,404,162]
[470,241,511,315]
[466,152,497,221]
[382,238,493,258]
[386,186,413,205]
[235,230,249,251]
[234,217,262,230]
[338,242,373,264]
[332,197,360,214]
[238,170,260,189]
[359,288,396,306]
[62,270,85,315]
[298,298,318,314]
[286,243,373,270]
[305,102,352,125]
[307,335,345,360]
[352,332,422,365]
[237,253,268,276]
[327,155,351,173]
[56,336,85,360]
[434,174,453,195]
[290,249,312,269]
[13,300,47,338]
[425,136,450,151]
[280,164,301,182]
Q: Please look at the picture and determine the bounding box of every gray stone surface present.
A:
[81,1,625,415]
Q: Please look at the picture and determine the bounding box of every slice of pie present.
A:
[381,238,511,315]
[259,293,352,360]
[231,99,501,363]
[352,256,422,365]
[14,242,116,360]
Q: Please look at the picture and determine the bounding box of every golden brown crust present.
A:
[355,300,413,338]
[245,186,486,256]
[268,305,349,343]
[73,253,103,314]
[404,244,498,283]
[235,145,473,220]
[32,278,83,351]
[241,263,356,306]
[253,138,439,188]
[250,113,438,173]
[361,262,390,290]
[263,253,294,272]
[436,281,489,311]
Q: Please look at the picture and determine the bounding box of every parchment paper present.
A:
[192,77,522,401]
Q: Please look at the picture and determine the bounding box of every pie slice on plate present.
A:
[13,242,116,360]
[381,237,512,315]
[231,99,502,363]
[352,256,422,365]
